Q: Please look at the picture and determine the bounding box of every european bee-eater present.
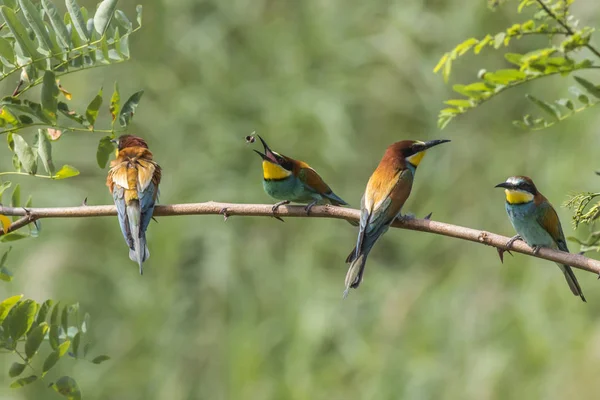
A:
[344,139,450,297]
[253,135,348,214]
[106,135,162,275]
[495,176,586,302]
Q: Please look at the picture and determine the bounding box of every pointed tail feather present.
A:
[126,200,146,275]
[343,252,369,298]
[559,264,586,302]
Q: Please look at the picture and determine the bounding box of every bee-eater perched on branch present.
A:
[106,135,162,275]
[253,135,348,215]
[344,139,450,297]
[495,176,586,302]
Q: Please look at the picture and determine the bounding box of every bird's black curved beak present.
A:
[495,182,511,189]
[422,139,451,150]
[110,138,118,145]
[254,135,278,163]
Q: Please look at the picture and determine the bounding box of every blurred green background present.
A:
[2,0,600,398]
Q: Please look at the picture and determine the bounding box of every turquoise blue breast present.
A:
[263,177,320,203]
[505,202,555,248]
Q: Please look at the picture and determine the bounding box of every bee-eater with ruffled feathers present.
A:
[106,135,162,275]
[253,135,348,214]
[495,176,586,302]
[344,139,450,297]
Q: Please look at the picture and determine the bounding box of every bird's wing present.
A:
[355,167,412,254]
[107,165,134,249]
[296,164,332,193]
[137,159,161,233]
[536,201,569,252]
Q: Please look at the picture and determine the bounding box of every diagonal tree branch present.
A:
[0,202,599,274]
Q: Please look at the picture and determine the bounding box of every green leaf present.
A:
[49,324,59,350]
[94,0,118,36]
[0,37,15,67]
[42,0,71,49]
[10,183,20,208]
[493,32,506,49]
[58,340,70,356]
[0,295,22,324]
[19,0,55,56]
[526,94,560,121]
[37,129,55,175]
[10,299,37,340]
[61,306,68,337]
[72,331,81,357]
[0,267,13,281]
[110,82,120,123]
[556,98,574,111]
[569,86,590,105]
[66,0,89,42]
[1,107,21,127]
[8,362,26,378]
[96,136,114,169]
[57,102,86,126]
[53,165,80,180]
[0,246,11,266]
[91,355,110,364]
[11,134,37,174]
[574,76,600,99]
[25,322,48,359]
[10,375,37,388]
[36,300,53,325]
[42,351,58,375]
[119,90,143,127]
[0,6,45,69]
[85,87,103,127]
[0,232,29,242]
[41,71,59,123]
[444,99,472,108]
[51,376,82,399]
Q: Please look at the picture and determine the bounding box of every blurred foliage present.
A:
[435,0,600,130]
[0,0,599,399]
[0,0,143,396]
[0,294,108,399]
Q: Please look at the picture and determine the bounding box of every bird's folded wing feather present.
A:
[536,201,569,252]
[137,160,161,233]
[297,165,333,195]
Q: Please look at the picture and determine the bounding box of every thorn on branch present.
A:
[82,197,88,206]
[219,207,230,222]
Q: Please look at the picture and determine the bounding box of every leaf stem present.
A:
[534,0,600,59]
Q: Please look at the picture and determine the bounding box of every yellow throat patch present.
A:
[505,189,534,204]
[262,161,291,180]
[406,151,426,166]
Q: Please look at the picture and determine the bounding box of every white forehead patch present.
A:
[506,176,520,185]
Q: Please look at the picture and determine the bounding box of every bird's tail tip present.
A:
[344,253,367,296]
[129,244,150,275]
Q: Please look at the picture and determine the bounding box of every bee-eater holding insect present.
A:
[253,135,348,215]
[344,139,450,297]
[495,176,586,302]
[106,135,162,275]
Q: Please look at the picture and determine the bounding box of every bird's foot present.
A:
[219,207,230,222]
[396,213,416,223]
[531,245,541,255]
[497,235,522,263]
[304,200,318,216]
[271,200,290,222]
[505,234,523,249]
